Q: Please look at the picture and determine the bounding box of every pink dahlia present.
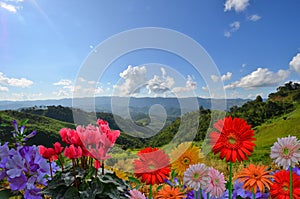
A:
[270,135,300,169]
[205,167,227,198]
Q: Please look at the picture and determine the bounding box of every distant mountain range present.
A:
[0,97,249,117]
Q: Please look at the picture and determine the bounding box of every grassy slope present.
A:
[0,110,75,147]
[251,104,300,163]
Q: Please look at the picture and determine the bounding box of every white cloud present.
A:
[221,72,232,81]
[211,72,232,82]
[53,79,72,86]
[0,2,17,13]
[225,68,290,89]
[242,63,247,67]
[114,65,147,96]
[53,78,103,98]
[224,21,240,38]
[0,72,33,88]
[0,85,8,92]
[289,53,300,74]
[248,14,261,22]
[230,21,240,31]
[224,0,250,12]
[224,31,231,38]
[172,75,197,93]
[211,75,219,82]
[147,74,175,95]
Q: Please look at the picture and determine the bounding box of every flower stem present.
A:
[194,190,198,199]
[72,159,78,189]
[252,189,256,199]
[199,188,202,199]
[207,192,210,199]
[49,161,53,179]
[290,165,293,199]
[58,154,64,171]
[150,184,153,199]
[229,161,233,199]
[102,161,104,175]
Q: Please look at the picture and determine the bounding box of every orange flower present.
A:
[234,164,273,194]
[156,186,185,199]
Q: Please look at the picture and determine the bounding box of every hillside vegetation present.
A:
[1,81,300,161]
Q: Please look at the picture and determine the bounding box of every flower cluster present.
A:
[127,117,300,199]
[0,120,55,199]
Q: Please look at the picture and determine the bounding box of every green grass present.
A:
[251,104,300,163]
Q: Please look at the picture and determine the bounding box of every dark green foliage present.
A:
[42,167,129,199]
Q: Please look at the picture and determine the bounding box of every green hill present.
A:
[252,104,300,163]
[0,110,145,149]
[0,110,75,147]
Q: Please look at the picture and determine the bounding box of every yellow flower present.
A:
[170,142,204,178]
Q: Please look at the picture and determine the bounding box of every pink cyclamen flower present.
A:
[205,167,227,198]
[270,135,300,169]
[127,189,146,199]
[183,163,210,190]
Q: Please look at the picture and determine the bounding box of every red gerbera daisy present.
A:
[210,117,256,162]
[134,147,171,185]
[270,170,300,199]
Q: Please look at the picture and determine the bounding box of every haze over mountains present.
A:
[0,97,249,117]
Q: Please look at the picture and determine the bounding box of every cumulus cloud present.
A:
[224,0,250,12]
[289,53,300,74]
[224,21,240,38]
[172,75,197,93]
[0,72,33,88]
[114,65,147,96]
[221,72,232,81]
[225,68,290,89]
[248,14,261,22]
[147,68,175,95]
[0,85,8,92]
[211,72,232,82]
[0,0,23,13]
[53,79,72,86]
[53,79,103,98]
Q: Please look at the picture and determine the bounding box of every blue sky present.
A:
[0,0,300,101]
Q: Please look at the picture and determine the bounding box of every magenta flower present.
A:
[270,135,300,169]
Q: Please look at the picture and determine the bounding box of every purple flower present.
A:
[6,153,25,178]
[7,173,27,191]
[232,180,269,199]
[24,188,43,199]
[186,189,229,199]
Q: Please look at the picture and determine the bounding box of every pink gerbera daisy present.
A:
[183,163,210,190]
[205,167,227,198]
[270,135,300,169]
[127,189,146,199]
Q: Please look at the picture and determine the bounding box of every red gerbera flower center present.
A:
[282,182,289,191]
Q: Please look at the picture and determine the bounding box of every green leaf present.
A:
[171,170,176,180]
[128,176,141,184]
[63,187,80,199]
[0,189,14,199]
[156,184,163,192]
[20,119,29,126]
